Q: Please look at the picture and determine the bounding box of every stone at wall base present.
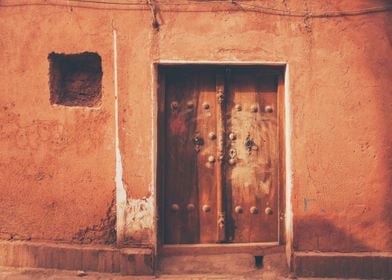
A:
[0,241,153,275]
[294,251,392,279]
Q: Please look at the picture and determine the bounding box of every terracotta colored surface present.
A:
[0,241,153,275]
[294,252,392,278]
[0,0,391,257]
[0,266,293,280]
[0,5,116,244]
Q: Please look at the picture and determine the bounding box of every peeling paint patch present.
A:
[259,174,272,195]
[124,196,154,245]
[72,193,116,244]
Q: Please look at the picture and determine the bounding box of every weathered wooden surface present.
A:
[164,68,218,244]
[163,67,279,244]
[215,72,226,242]
[225,68,279,243]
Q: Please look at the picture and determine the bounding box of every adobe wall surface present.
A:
[0,4,117,244]
[0,0,391,255]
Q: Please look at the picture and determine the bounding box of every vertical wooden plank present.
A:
[157,68,166,248]
[226,67,279,243]
[163,67,218,244]
[225,69,251,242]
[164,68,200,244]
[196,70,218,243]
[215,72,226,242]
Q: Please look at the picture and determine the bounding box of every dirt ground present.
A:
[0,266,274,280]
[0,266,366,280]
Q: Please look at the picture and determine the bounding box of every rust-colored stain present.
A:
[169,115,187,136]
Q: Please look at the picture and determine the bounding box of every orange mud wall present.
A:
[0,0,391,257]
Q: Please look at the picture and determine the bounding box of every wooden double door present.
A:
[161,66,282,245]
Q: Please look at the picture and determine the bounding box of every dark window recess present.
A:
[48,52,102,107]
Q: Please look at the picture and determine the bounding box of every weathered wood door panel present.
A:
[225,69,278,243]
[163,66,280,245]
[164,68,218,244]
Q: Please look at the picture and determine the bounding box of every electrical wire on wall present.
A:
[232,0,392,17]
[2,0,391,15]
[1,0,391,28]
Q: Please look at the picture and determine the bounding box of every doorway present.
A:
[157,65,285,248]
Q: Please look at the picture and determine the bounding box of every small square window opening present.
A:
[48,52,102,107]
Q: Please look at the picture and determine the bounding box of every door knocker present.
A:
[192,135,204,152]
[228,148,237,165]
[245,134,258,153]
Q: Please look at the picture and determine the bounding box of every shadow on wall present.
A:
[295,0,392,253]
[369,0,392,251]
[293,216,371,252]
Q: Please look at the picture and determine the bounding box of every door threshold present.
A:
[161,242,284,256]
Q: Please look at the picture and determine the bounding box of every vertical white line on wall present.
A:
[113,28,127,244]
[284,64,294,269]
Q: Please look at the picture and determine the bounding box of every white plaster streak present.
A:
[284,64,294,268]
[113,29,127,244]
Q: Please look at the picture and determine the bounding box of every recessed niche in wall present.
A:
[48,52,102,107]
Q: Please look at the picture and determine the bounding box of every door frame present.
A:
[152,61,291,259]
